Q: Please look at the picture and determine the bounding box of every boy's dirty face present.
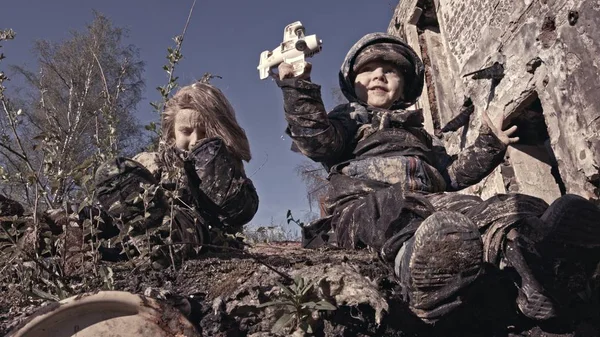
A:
[174,108,206,151]
[353,60,404,109]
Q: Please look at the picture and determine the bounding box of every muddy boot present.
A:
[460,193,555,321]
[95,157,167,230]
[536,195,600,314]
[538,194,600,248]
[395,211,484,323]
[503,225,557,321]
[503,195,600,321]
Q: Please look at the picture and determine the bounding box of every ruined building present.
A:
[388,0,600,203]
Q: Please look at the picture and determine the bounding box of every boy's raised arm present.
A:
[276,68,357,167]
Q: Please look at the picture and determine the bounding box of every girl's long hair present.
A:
[162,82,251,162]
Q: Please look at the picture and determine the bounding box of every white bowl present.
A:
[9,291,200,337]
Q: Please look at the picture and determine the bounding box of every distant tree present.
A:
[295,160,329,217]
[0,12,145,208]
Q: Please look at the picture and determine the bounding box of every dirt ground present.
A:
[2,239,599,336]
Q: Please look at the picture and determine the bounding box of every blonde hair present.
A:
[162,82,252,162]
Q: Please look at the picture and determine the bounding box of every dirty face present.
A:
[353,60,404,109]
[174,108,206,151]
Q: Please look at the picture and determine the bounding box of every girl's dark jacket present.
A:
[276,33,507,251]
[130,137,259,234]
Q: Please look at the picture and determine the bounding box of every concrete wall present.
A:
[388,0,600,202]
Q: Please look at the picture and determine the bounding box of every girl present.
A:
[95,82,258,267]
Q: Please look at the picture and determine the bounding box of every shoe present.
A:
[503,228,557,321]
[398,211,483,323]
[539,194,600,248]
[507,195,600,321]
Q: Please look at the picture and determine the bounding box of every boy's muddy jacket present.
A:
[277,33,508,252]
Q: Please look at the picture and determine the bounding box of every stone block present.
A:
[507,145,562,204]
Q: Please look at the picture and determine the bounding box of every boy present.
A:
[273,33,600,323]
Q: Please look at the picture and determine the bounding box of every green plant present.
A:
[259,276,336,335]
[98,265,114,290]
[148,0,197,145]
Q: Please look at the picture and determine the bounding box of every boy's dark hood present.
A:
[339,33,424,110]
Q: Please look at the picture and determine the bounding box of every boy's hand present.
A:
[276,62,312,80]
[482,110,519,146]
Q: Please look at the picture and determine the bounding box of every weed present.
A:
[259,276,336,335]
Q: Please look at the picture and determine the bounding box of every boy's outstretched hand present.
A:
[276,62,312,80]
[482,110,519,146]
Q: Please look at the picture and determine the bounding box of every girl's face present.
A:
[353,60,404,109]
[173,108,206,151]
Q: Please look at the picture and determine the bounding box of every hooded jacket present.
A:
[277,33,507,249]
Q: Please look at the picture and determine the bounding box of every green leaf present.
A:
[144,122,156,131]
[300,279,316,297]
[301,301,318,310]
[257,300,294,308]
[275,280,295,298]
[313,300,337,311]
[125,193,141,204]
[295,276,304,291]
[93,215,105,224]
[83,218,93,228]
[271,312,295,334]
[108,201,122,213]
[29,287,60,302]
[131,215,145,224]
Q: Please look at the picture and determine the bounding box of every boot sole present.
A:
[409,211,483,322]
[540,194,600,248]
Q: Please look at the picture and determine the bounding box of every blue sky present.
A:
[2,0,397,229]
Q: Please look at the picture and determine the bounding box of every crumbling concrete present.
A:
[389,0,600,203]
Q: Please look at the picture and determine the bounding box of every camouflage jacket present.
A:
[134,137,258,233]
[278,77,506,202]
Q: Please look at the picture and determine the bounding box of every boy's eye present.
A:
[383,66,399,75]
[358,64,375,73]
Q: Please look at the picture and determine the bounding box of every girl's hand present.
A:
[482,110,519,146]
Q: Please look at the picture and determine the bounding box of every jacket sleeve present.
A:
[432,123,507,191]
[277,77,358,168]
[188,138,258,231]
